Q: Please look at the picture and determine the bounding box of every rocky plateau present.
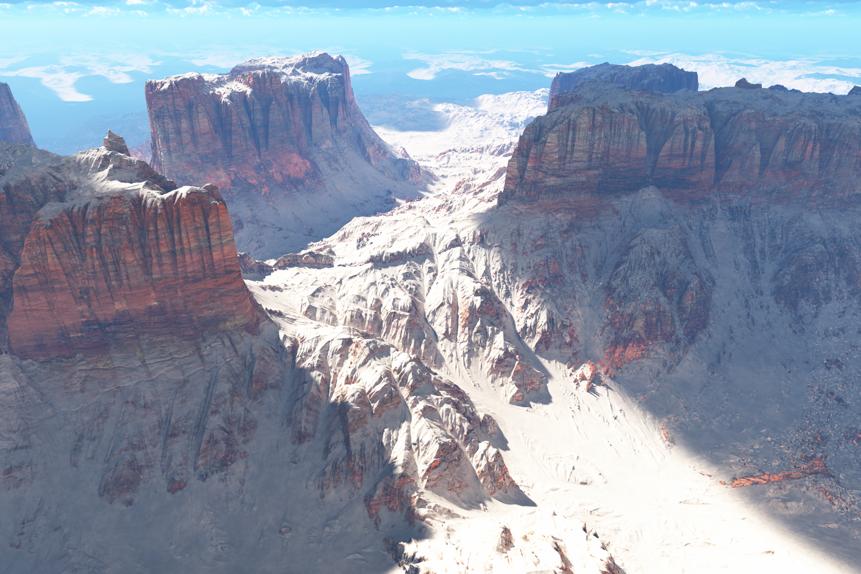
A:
[1,61,860,574]
[146,52,424,258]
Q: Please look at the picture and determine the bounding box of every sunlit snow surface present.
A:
[247,91,859,573]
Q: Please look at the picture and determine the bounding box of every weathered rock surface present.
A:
[0,83,33,146]
[0,136,258,359]
[504,78,861,204]
[734,77,763,90]
[266,79,861,570]
[102,129,130,155]
[146,52,424,257]
[3,64,859,574]
[548,62,698,110]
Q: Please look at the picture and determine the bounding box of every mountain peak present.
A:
[0,82,34,146]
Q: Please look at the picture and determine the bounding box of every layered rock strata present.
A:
[504,65,861,203]
[146,52,423,257]
[0,136,258,359]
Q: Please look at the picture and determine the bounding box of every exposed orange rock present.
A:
[729,457,829,488]
[502,67,861,205]
[145,53,423,257]
[1,140,260,360]
[8,184,259,359]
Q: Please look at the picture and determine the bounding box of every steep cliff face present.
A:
[0,136,259,359]
[505,72,861,204]
[146,52,423,257]
[0,145,70,350]
[0,83,33,146]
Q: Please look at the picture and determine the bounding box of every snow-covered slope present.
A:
[247,88,860,573]
[2,83,859,574]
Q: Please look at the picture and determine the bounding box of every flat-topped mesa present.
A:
[0,83,34,146]
[145,52,423,257]
[502,65,861,205]
[548,62,698,110]
[1,134,259,360]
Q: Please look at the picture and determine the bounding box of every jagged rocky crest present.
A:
[146,52,424,258]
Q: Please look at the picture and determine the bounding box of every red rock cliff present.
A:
[145,52,422,257]
[502,66,861,204]
[146,52,419,192]
[1,138,259,360]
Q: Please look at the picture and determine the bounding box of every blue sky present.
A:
[1,0,860,152]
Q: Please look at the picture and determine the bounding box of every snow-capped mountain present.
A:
[0,62,859,574]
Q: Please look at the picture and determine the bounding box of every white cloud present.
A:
[540,62,592,78]
[87,5,121,16]
[344,55,372,76]
[628,53,861,94]
[42,0,83,14]
[404,51,529,81]
[0,66,90,102]
[0,54,158,102]
[0,56,26,69]
[403,52,594,81]
[237,2,261,16]
[166,0,212,16]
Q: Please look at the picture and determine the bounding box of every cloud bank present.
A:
[0,54,158,102]
[628,53,861,94]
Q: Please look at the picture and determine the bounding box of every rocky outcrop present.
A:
[102,129,130,155]
[729,457,829,488]
[503,71,861,204]
[734,78,762,90]
[0,83,33,146]
[548,62,698,110]
[146,52,423,258]
[0,135,258,359]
